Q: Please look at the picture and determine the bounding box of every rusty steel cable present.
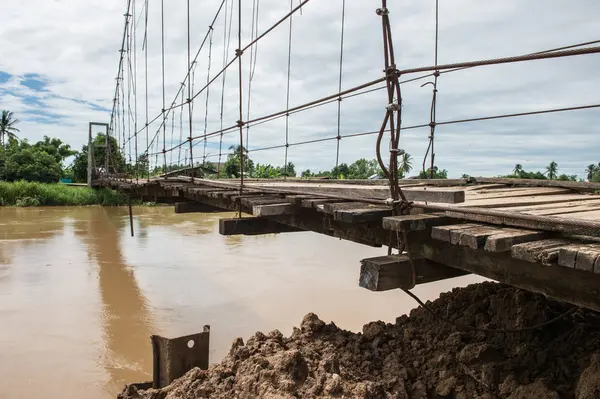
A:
[283,0,293,178]
[218,0,235,174]
[187,0,195,172]
[237,0,245,198]
[244,0,261,151]
[422,0,439,178]
[335,0,346,170]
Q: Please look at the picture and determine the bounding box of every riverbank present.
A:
[121,282,600,399]
[0,181,129,206]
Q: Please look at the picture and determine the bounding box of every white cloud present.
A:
[0,0,598,177]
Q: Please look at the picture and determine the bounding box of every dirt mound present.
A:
[120,282,600,399]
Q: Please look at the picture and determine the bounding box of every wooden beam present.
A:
[219,217,304,236]
[174,202,224,214]
[558,244,600,271]
[444,210,600,237]
[473,177,600,192]
[511,239,573,265]
[406,231,600,312]
[334,207,393,223]
[252,203,296,217]
[383,213,455,232]
[359,255,469,291]
[432,223,545,251]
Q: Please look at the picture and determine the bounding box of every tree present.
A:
[586,164,598,181]
[347,159,380,179]
[418,166,448,179]
[399,153,413,178]
[222,145,254,178]
[301,169,312,178]
[0,110,20,150]
[253,163,280,178]
[72,133,125,182]
[546,161,558,180]
[33,136,77,164]
[278,162,296,177]
[513,164,523,176]
[330,163,350,179]
[1,138,62,183]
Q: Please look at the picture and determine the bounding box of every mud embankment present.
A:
[121,282,600,399]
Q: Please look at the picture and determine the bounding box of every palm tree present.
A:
[546,161,558,180]
[586,164,598,181]
[513,164,523,176]
[399,152,413,178]
[0,110,20,150]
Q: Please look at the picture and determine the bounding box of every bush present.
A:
[0,181,128,206]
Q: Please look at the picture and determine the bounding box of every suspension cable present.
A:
[335,0,346,170]
[283,0,293,177]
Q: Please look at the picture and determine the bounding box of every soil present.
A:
[120,282,600,399]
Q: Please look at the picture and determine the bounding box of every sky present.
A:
[0,0,599,178]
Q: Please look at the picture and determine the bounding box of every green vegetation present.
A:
[0,181,128,207]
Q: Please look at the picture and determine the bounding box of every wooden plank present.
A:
[483,230,546,252]
[456,225,503,249]
[511,239,573,264]
[499,199,600,212]
[219,217,303,236]
[323,202,373,214]
[334,207,393,223]
[246,182,465,203]
[473,177,600,192]
[466,187,572,200]
[382,213,455,233]
[252,203,296,217]
[554,210,600,220]
[444,210,600,237]
[240,196,286,208]
[521,203,600,216]
[558,244,600,270]
[430,223,480,242]
[459,194,600,209]
[359,255,469,291]
[174,202,223,214]
[299,198,348,208]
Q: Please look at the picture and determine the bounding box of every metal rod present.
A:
[128,195,135,237]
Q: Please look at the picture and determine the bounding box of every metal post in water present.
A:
[128,195,135,237]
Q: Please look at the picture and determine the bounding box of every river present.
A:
[0,206,483,398]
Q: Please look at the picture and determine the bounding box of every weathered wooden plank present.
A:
[511,239,573,264]
[252,203,296,217]
[483,230,546,252]
[383,213,455,233]
[299,198,348,208]
[174,202,223,214]
[522,203,600,216]
[323,202,373,214]
[430,223,479,242]
[466,187,572,200]
[219,217,303,236]
[359,255,469,291]
[334,207,393,223]
[456,226,503,249]
[473,177,600,192]
[459,194,600,209]
[240,196,286,208]
[556,210,600,220]
[444,210,600,237]
[558,244,600,270]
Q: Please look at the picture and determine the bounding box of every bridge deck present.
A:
[99,176,600,312]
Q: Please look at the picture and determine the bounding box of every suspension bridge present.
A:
[90,0,600,314]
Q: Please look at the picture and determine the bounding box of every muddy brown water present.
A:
[0,206,483,398]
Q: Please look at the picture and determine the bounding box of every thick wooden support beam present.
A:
[407,231,600,312]
[359,255,469,291]
[558,244,600,271]
[383,213,455,232]
[334,207,393,223]
[174,202,223,214]
[252,203,296,217]
[219,217,304,236]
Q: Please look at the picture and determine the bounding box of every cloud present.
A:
[0,0,598,178]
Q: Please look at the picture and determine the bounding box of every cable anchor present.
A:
[386,103,401,112]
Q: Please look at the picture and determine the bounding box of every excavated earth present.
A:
[120,282,600,399]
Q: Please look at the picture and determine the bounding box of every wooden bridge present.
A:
[98,176,600,313]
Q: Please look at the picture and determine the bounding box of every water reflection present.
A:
[74,207,156,395]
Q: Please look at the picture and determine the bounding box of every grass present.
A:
[0,181,129,206]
